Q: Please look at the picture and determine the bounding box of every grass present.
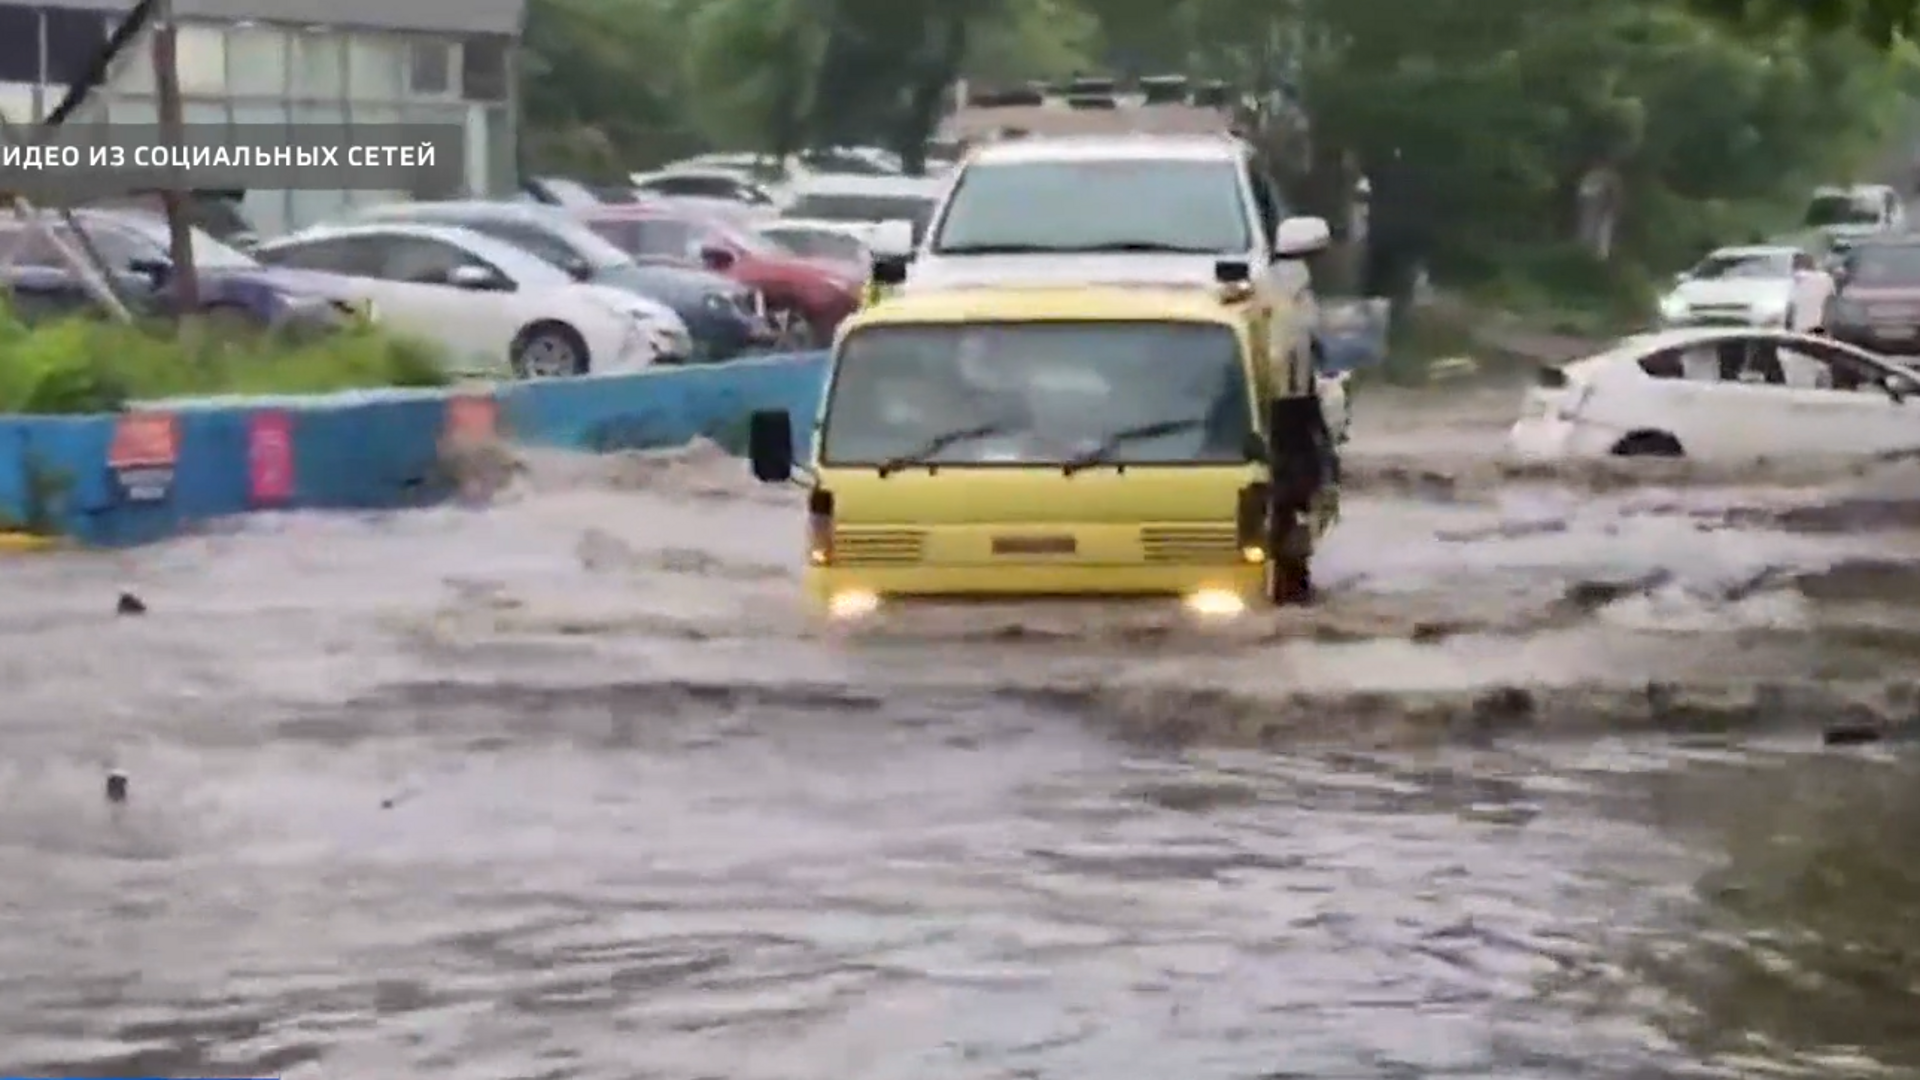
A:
[0,310,449,415]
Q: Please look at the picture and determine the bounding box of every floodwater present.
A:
[5,380,1920,1079]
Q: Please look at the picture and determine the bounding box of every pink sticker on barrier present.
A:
[445,394,497,445]
[248,410,294,505]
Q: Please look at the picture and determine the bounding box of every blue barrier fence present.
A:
[0,351,830,546]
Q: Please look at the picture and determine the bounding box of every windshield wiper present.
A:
[1061,418,1207,475]
[876,421,1012,476]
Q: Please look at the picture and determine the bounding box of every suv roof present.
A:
[966,134,1244,166]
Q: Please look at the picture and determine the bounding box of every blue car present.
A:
[0,209,359,330]
[351,200,776,360]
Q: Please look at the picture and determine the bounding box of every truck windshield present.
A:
[820,320,1252,467]
[932,159,1250,254]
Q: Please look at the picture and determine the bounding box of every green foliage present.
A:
[0,311,448,415]
[522,0,1917,317]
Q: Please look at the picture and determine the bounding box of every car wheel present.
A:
[510,321,589,378]
[766,304,813,351]
[1611,430,1684,457]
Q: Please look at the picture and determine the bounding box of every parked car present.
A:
[252,221,692,377]
[1507,325,1920,462]
[1657,244,1832,331]
[350,201,772,360]
[0,209,359,332]
[628,168,783,213]
[1826,236,1920,354]
[87,189,261,247]
[580,204,863,348]
[756,220,871,269]
[780,174,944,244]
[1803,183,1905,245]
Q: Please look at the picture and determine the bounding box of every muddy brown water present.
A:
[5,384,1920,1079]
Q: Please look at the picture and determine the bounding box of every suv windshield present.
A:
[1845,244,1920,285]
[1805,194,1880,227]
[932,159,1251,254]
[820,320,1251,466]
[1687,251,1791,280]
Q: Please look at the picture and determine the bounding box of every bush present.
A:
[0,307,449,415]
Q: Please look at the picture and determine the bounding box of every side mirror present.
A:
[868,219,915,257]
[746,409,794,482]
[447,264,501,290]
[127,255,171,281]
[700,244,736,271]
[563,257,592,282]
[1887,375,1918,402]
[1272,215,1330,259]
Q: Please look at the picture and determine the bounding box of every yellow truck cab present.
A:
[744,260,1340,617]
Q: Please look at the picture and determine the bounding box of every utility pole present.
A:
[151,0,198,310]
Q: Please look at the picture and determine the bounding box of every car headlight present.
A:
[1658,294,1688,319]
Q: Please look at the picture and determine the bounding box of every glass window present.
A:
[1844,243,1920,284]
[1686,249,1793,280]
[175,25,226,95]
[347,34,405,100]
[241,190,289,238]
[932,159,1251,255]
[290,31,343,100]
[227,26,287,97]
[461,35,508,102]
[374,235,466,283]
[257,233,381,275]
[0,82,33,127]
[819,321,1253,466]
[43,9,106,86]
[0,7,37,84]
[407,39,456,97]
[1805,192,1882,228]
[106,96,158,124]
[110,31,156,95]
[483,105,512,197]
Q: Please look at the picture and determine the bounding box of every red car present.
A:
[580,204,862,348]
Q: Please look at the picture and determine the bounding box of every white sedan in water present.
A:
[253,221,691,377]
[1508,326,1920,462]
[1658,245,1833,331]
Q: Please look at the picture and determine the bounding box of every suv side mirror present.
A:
[1273,215,1330,258]
[747,409,794,482]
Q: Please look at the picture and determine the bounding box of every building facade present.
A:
[0,0,523,236]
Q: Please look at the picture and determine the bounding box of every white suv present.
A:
[872,134,1331,389]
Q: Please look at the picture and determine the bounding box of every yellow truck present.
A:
[743,260,1341,617]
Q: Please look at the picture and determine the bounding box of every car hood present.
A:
[754,253,861,289]
[1672,278,1789,305]
[1821,223,1883,240]
[901,252,1231,291]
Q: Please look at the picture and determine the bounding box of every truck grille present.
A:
[833,527,925,565]
[1139,525,1241,564]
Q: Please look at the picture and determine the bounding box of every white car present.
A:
[1804,183,1905,244]
[251,222,691,378]
[1658,245,1833,331]
[755,219,872,268]
[628,168,784,213]
[879,134,1332,396]
[1508,325,1920,462]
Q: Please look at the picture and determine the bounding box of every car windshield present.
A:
[1846,244,1920,285]
[786,194,935,241]
[1687,251,1791,280]
[1805,194,1880,227]
[819,320,1251,466]
[932,159,1250,254]
[93,214,257,268]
